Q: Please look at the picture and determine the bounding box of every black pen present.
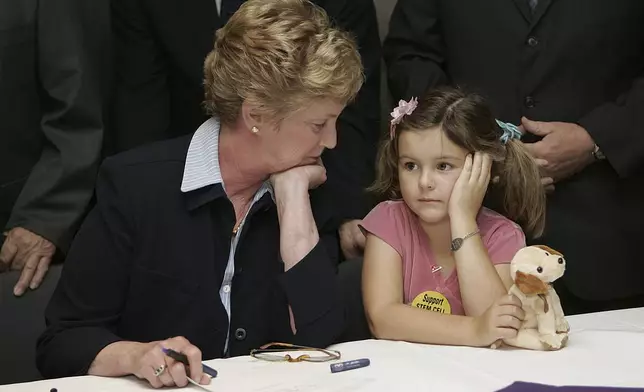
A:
[162,347,218,378]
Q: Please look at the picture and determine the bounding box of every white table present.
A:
[4,308,644,392]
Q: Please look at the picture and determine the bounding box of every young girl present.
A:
[361,87,546,348]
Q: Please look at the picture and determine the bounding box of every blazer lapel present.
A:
[184,184,226,211]
[530,0,554,29]
[513,0,532,24]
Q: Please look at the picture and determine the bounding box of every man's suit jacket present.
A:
[383,0,644,301]
[109,0,382,234]
[0,0,109,250]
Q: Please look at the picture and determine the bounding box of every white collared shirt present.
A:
[181,117,272,354]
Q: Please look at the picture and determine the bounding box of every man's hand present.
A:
[0,227,56,296]
[520,117,595,188]
[339,219,366,260]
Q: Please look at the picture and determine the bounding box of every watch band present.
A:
[450,228,480,252]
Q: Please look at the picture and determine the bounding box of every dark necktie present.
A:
[528,0,539,12]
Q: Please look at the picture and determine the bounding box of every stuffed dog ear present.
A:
[515,271,550,295]
[534,245,563,257]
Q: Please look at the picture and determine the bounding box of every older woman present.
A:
[36,0,364,388]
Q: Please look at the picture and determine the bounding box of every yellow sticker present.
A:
[411,291,451,314]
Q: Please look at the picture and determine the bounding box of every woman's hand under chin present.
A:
[269,158,327,192]
[447,152,492,223]
[269,158,325,271]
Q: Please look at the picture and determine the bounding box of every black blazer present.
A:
[0,0,109,250]
[109,0,382,227]
[383,0,644,301]
[36,135,345,378]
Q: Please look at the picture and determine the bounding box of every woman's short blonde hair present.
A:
[203,0,364,125]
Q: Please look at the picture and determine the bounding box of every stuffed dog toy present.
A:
[497,245,570,351]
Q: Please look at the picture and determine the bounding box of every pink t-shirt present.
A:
[361,200,526,316]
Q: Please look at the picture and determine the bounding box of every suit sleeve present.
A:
[36,160,133,378]
[383,0,448,102]
[278,240,345,348]
[110,0,171,152]
[5,0,109,251]
[579,75,644,178]
[316,0,382,228]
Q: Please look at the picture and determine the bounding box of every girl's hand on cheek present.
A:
[447,152,492,222]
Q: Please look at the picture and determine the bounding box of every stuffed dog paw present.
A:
[499,245,569,351]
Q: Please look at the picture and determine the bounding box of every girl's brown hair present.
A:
[371,87,546,238]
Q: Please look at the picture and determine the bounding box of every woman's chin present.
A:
[271,158,317,173]
[300,157,320,166]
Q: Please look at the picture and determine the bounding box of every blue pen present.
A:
[161,347,218,378]
[330,358,370,373]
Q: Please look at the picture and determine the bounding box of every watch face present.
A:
[450,238,463,252]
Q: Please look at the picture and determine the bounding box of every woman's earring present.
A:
[251,126,260,134]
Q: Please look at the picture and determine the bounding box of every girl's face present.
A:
[397,127,469,224]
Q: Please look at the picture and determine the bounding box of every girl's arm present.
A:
[362,234,481,346]
[447,153,516,317]
[450,214,512,317]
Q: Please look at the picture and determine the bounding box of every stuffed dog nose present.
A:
[558,258,564,264]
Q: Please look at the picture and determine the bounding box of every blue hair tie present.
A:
[496,120,523,144]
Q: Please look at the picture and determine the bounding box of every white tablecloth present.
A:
[4,308,644,392]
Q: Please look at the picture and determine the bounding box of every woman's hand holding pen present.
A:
[129,336,210,388]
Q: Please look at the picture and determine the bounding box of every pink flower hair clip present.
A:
[389,97,418,140]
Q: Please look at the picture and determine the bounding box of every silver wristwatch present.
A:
[450,228,480,252]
